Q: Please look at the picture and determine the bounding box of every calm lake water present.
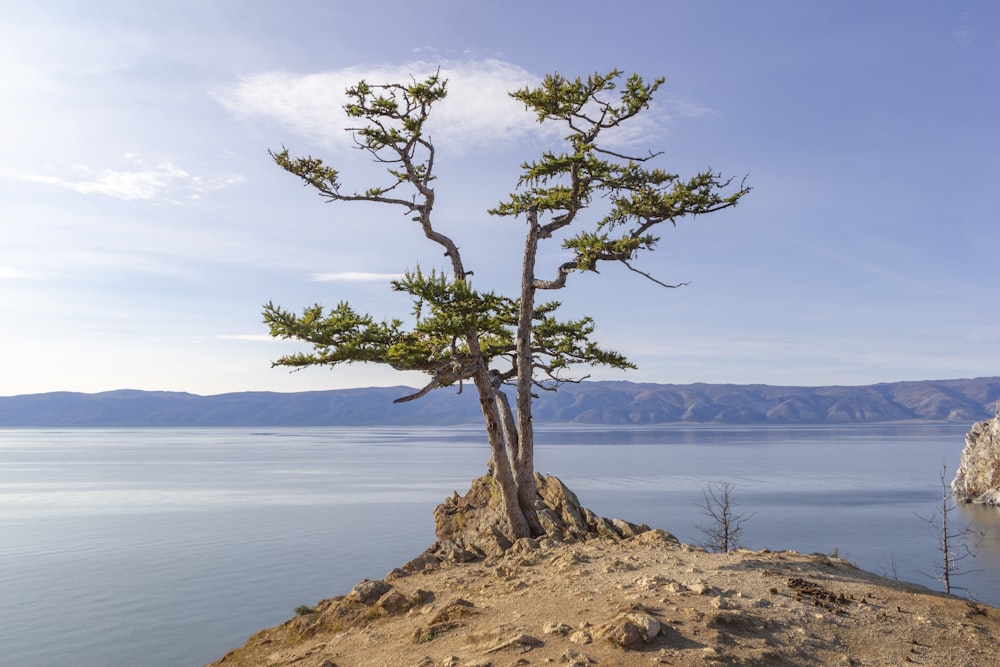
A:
[1,424,998,667]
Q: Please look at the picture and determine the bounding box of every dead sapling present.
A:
[696,480,754,553]
[916,464,982,596]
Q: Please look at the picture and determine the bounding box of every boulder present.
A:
[346,579,392,605]
[952,404,1000,505]
[430,473,652,558]
[592,606,661,649]
[377,589,412,615]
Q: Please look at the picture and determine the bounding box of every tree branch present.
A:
[618,261,690,288]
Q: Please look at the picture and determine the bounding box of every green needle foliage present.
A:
[264,69,749,541]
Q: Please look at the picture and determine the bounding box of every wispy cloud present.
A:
[0,267,30,280]
[967,327,1000,344]
[217,59,671,153]
[217,334,277,343]
[666,97,718,118]
[951,27,975,48]
[2,155,242,202]
[311,272,403,282]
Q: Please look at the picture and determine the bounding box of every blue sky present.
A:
[2,1,997,396]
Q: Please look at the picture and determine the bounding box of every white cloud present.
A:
[666,97,717,118]
[952,27,975,48]
[967,327,1000,344]
[217,334,277,343]
[2,155,243,202]
[311,272,403,282]
[217,59,670,153]
[0,267,30,280]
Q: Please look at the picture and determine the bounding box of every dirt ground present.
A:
[209,529,1000,667]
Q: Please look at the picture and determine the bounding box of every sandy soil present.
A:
[208,529,1000,667]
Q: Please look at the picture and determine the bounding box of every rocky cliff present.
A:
[209,490,1000,667]
[952,404,1000,505]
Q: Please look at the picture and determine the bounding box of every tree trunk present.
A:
[436,206,530,542]
[512,207,543,536]
[495,384,544,537]
[471,361,530,540]
[493,376,519,463]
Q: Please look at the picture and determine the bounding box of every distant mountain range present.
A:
[1,377,998,427]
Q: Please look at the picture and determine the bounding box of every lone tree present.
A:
[696,480,753,553]
[918,464,981,595]
[264,69,749,541]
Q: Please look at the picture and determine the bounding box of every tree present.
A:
[263,69,750,542]
[917,464,981,595]
[696,481,753,553]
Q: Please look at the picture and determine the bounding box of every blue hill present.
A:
[1,378,998,427]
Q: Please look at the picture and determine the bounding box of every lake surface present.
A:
[1,424,998,667]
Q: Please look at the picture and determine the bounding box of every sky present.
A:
[1,1,998,396]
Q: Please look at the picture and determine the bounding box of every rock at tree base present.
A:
[953,404,1000,505]
[427,472,662,559]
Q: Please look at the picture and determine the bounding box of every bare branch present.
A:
[620,261,690,288]
[591,146,664,162]
[392,352,481,403]
[533,262,575,290]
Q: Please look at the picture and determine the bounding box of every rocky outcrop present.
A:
[209,523,1000,667]
[952,404,1000,505]
[427,473,656,559]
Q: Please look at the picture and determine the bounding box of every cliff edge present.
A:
[209,476,1000,667]
[953,404,1000,505]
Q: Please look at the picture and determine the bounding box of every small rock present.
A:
[625,612,661,639]
[593,609,661,649]
[543,622,572,636]
[604,558,636,573]
[512,537,540,552]
[569,630,592,644]
[404,553,441,573]
[559,649,593,666]
[634,575,669,589]
[430,598,476,624]
[413,589,435,605]
[550,551,588,571]
[481,633,543,654]
[378,590,412,615]
[689,580,714,596]
[631,528,680,546]
[493,565,516,579]
[610,517,649,538]
[346,579,392,605]
[443,545,482,563]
